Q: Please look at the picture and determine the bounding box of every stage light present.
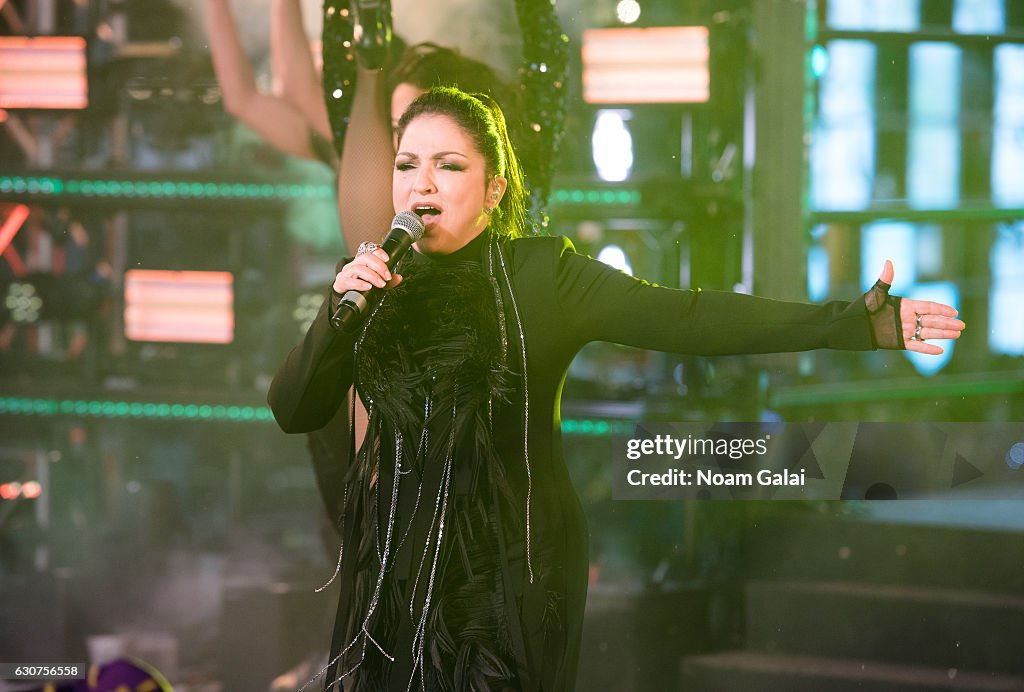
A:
[0,397,276,422]
[124,270,234,344]
[0,174,648,208]
[550,188,640,206]
[811,44,829,79]
[5,282,43,323]
[596,244,633,275]
[21,481,41,499]
[615,0,641,25]
[592,110,633,182]
[1008,444,1024,471]
[582,26,709,104]
[0,482,21,500]
[0,397,626,435]
[0,37,88,109]
[0,204,29,255]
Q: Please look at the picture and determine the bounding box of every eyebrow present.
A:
[395,150,470,160]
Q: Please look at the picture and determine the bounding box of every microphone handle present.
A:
[329,229,415,332]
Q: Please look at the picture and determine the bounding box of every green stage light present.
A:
[2,175,642,206]
[0,397,634,435]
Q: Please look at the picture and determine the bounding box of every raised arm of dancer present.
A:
[270,0,332,142]
[336,68,396,254]
[205,0,318,159]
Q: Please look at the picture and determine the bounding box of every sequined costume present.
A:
[268,231,880,691]
[321,1,359,149]
[321,0,568,221]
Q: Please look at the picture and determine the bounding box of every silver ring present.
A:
[356,241,380,257]
[910,313,925,341]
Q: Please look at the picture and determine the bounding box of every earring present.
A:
[484,187,499,216]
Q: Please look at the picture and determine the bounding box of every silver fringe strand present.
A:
[490,237,535,584]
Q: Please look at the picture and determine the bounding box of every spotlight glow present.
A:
[592,110,634,182]
[811,44,829,78]
[5,282,43,323]
[616,0,642,24]
[597,244,633,275]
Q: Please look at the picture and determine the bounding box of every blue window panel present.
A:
[904,282,959,376]
[907,130,961,208]
[861,222,918,293]
[828,0,920,31]
[992,45,1024,208]
[989,285,1024,355]
[953,0,1005,34]
[915,225,945,276]
[989,223,1024,355]
[808,244,830,301]
[812,41,877,210]
[908,43,962,209]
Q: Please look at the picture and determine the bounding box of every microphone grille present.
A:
[392,211,425,241]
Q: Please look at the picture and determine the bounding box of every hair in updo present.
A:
[395,86,528,240]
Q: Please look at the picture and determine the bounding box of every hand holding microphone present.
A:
[330,211,424,331]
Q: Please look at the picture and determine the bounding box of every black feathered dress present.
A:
[268,230,877,691]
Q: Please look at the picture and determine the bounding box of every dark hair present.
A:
[396,87,528,240]
[385,43,507,104]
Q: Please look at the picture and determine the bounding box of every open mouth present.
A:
[412,204,442,224]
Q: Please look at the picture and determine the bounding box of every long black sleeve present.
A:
[550,238,875,356]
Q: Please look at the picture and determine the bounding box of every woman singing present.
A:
[268,87,965,691]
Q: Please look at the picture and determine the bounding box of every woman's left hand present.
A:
[878,261,966,355]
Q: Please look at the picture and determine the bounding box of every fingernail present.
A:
[385,271,392,280]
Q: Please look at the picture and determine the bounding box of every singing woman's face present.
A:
[393,113,504,256]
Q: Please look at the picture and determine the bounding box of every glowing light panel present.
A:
[124,270,234,344]
[592,110,634,182]
[0,36,87,109]
[582,27,709,104]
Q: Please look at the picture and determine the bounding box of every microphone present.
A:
[330,210,424,332]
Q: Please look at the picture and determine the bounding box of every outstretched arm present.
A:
[205,0,318,159]
[270,0,333,142]
[551,240,964,356]
[336,68,396,254]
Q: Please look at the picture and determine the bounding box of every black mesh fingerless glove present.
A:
[865,278,904,350]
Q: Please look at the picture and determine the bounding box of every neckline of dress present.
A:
[415,228,490,266]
